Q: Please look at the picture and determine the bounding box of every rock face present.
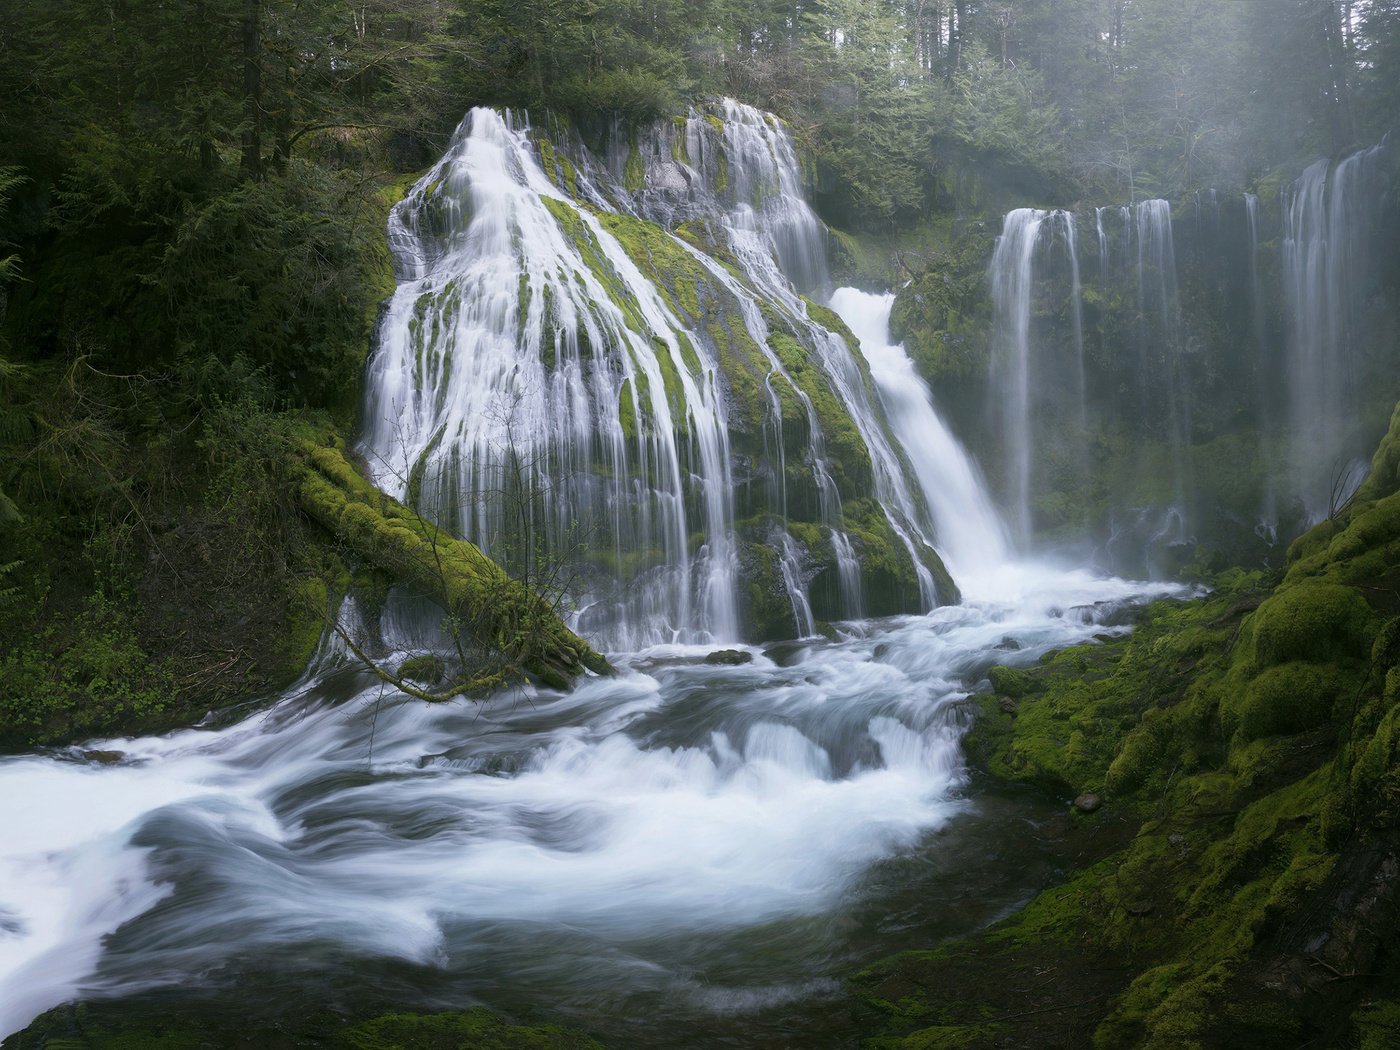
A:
[360,102,956,651]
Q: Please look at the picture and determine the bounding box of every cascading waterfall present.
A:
[1133,199,1190,520]
[987,209,1087,548]
[989,209,1047,548]
[987,200,1190,553]
[363,108,738,649]
[1281,140,1392,521]
[830,289,1011,587]
[692,102,944,609]
[0,97,1197,1046]
[361,103,955,648]
[1245,191,1279,536]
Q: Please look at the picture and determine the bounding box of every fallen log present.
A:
[294,438,613,690]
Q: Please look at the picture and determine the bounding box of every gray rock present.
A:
[1073,792,1103,813]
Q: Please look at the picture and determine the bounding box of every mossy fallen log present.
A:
[294,438,612,690]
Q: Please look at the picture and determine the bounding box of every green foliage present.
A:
[341,1008,604,1050]
[943,42,1070,194]
[0,577,176,747]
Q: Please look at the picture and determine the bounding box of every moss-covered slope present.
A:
[856,400,1400,1049]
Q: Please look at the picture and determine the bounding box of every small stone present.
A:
[994,636,1022,651]
[1125,900,1154,916]
[1168,833,1186,847]
[83,750,124,765]
[1073,792,1103,813]
[998,697,1018,715]
[705,648,753,666]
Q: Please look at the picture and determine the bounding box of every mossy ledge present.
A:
[294,436,612,690]
[857,400,1400,1049]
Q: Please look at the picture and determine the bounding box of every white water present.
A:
[363,108,739,649]
[0,101,1191,1043]
[829,288,1010,584]
[362,102,960,646]
[0,570,1180,1042]
[989,209,1048,548]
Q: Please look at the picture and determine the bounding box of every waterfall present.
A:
[1134,199,1189,515]
[989,209,1046,548]
[987,209,1086,548]
[1281,140,1392,521]
[363,108,738,650]
[829,289,1010,585]
[1245,191,1278,532]
[362,102,953,648]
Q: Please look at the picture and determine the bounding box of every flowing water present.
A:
[0,572,1179,1046]
[0,102,1187,1044]
[1281,140,1393,522]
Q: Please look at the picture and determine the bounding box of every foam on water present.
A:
[0,568,1181,1039]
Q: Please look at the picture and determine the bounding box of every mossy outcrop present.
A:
[534,185,953,635]
[861,400,1400,1049]
[294,437,611,690]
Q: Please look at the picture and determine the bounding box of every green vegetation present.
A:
[3,1002,603,1050]
[861,400,1400,1049]
[295,438,611,691]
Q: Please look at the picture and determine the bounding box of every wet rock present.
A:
[705,648,753,666]
[1168,833,1187,848]
[83,750,125,765]
[1073,792,1103,813]
[994,636,1022,651]
[762,641,807,667]
[998,697,1018,715]
[1125,900,1154,916]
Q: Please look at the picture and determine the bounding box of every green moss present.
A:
[1246,582,1371,666]
[624,140,645,193]
[295,440,611,687]
[1351,999,1400,1050]
[987,664,1039,698]
[340,1008,603,1050]
[1222,660,1347,742]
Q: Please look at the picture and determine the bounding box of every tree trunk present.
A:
[295,441,613,689]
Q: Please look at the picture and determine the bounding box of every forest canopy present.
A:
[1,0,1395,400]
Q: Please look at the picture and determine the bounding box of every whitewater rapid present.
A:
[0,567,1180,1042]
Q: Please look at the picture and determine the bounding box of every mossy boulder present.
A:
[1223,661,1346,742]
[1245,582,1371,667]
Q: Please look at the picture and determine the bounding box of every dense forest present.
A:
[3,1,1400,1048]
